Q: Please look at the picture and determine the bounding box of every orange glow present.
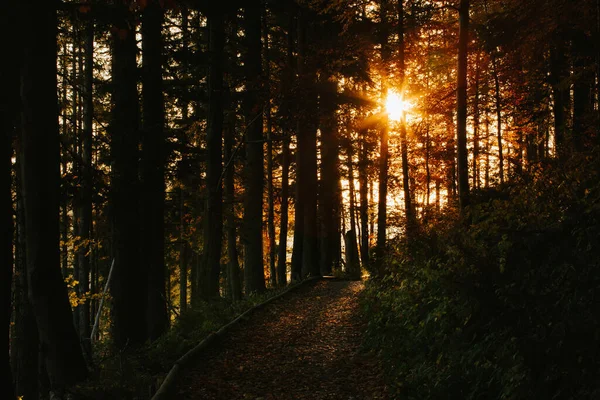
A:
[385,90,412,122]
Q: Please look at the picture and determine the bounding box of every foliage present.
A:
[361,150,600,399]
[70,286,293,399]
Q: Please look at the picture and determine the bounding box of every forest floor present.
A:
[176,278,389,400]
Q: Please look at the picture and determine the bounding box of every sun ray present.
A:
[385,90,413,122]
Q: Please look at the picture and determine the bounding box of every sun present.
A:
[385,90,412,122]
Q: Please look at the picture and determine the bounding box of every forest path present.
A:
[176,279,389,400]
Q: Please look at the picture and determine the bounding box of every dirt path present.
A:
[176,279,389,400]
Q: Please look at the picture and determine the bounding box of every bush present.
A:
[361,153,600,399]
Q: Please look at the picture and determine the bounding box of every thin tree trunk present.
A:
[243,0,266,294]
[398,0,413,229]
[1,3,17,397]
[77,15,94,357]
[456,0,470,211]
[491,56,504,184]
[472,51,481,190]
[358,129,369,269]
[262,8,277,288]
[376,0,391,271]
[276,134,290,286]
[224,84,242,301]
[179,190,188,309]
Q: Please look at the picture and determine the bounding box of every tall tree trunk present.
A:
[243,0,266,294]
[20,0,88,391]
[277,134,291,285]
[198,9,225,300]
[262,9,277,288]
[277,13,295,286]
[1,3,17,398]
[110,3,146,347]
[224,81,242,301]
[179,190,189,309]
[346,139,360,278]
[358,130,369,268]
[290,11,304,283]
[491,56,504,184]
[472,51,481,189]
[297,8,319,279]
[12,161,39,400]
[77,15,94,357]
[319,76,339,276]
[456,0,470,211]
[398,0,414,230]
[142,0,168,342]
[376,0,391,272]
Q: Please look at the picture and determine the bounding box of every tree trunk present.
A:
[297,8,320,279]
[77,15,94,357]
[472,51,481,190]
[319,76,339,276]
[262,9,277,288]
[20,0,88,391]
[12,160,39,400]
[243,0,266,294]
[198,9,225,300]
[456,0,470,211]
[491,56,504,184]
[358,130,369,268]
[1,3,17,398]
[277,12,296,286]
[142,0,168,342]
[110,3,146,347]
[398,0,413,230]
[277,134,291,286]
[223,79,242,301]
[376,0,391,271]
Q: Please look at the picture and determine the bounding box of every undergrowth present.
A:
[71,286,292,400]
[361,151,600,399]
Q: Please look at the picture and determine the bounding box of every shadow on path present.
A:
[177,279,388,400]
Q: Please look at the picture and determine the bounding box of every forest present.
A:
[3,0,600,399]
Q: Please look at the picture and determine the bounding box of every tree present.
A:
[456,0,470,210]
[109,1,146,347]
[20,0,88,392]
[1,3,17,398]
[376,0,392,271]
[243,0,266,294]
[142,0,169,341]
[197,7,225,300]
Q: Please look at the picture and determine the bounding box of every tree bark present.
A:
[376,0,391,271]
[110,2,146,347]
[319,76,340,276]
[358,129,369,268]
[142,0,168,341]
[456,0,470,211]
[297,8,320,279]
[243,0,266,294]
[77,15,94,357]
[263,8,277,288]
[20,0,88,391]
[198,9,225,300]
[1,3,17,398]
